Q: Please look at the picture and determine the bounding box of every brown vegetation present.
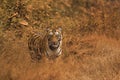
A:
[0,0,120,80]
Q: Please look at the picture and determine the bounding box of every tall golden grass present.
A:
[0,0,120,80]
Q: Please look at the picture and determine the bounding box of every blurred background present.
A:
[0,0,120,80]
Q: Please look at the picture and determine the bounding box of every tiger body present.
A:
[28,27,62,60]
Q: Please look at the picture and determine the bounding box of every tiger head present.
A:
[45,27,62,57]
[46,27,62,50]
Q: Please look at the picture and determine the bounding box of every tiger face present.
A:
[46,28,62,51]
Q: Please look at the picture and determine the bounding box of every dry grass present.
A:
[0,0,120,80]
[0,29,120,80]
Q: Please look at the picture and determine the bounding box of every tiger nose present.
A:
[53,42,57,45]
[52,38,58,45]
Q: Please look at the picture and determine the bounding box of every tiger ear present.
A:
[58,27,62,32]
[46,27,51,32]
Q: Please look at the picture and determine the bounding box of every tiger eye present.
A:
[55,32,59,35]
[49,31,53,35]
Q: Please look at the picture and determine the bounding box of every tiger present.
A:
[28,27,62,60]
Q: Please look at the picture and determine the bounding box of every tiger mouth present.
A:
[49,43,60,50]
